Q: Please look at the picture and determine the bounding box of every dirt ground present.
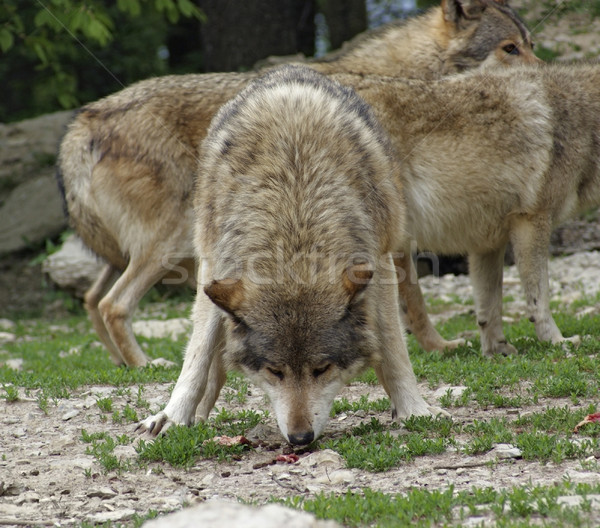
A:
[1,374,599,527]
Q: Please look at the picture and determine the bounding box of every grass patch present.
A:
[136,408,264,467]
[321,417,448,471]
[280,480,600,527]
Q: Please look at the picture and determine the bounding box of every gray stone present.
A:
[0,110,74,254]
[433,386,468,400]
[0,174,66,254]
[87,509,136,523]
[142,500,340,528]
[87,487,118,499]
[0,331,16,343]
[491,444,522,459]
[42,234,104,297]
[0,110,73,188]
[0,319,16,330]
[131,318,191,340]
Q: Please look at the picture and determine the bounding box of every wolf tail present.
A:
[55,165,69,220]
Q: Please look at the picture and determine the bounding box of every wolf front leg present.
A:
[195,350,228,421]
[509,216,579,347]
[469,248,518,356]
[394,252,464,351]
[374,256,434,418]
[137,292,225,435]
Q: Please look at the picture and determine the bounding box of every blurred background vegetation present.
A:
[1,0,441,123]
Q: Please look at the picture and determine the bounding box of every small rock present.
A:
[201,473,217,485]
[12,428,27,438]
[15,491,40,505]
[0,482,21,496]
[3,358,23,371]
[298,449,344,469]
[0,319,16,330]
[87,509,136,523]
[0,332,16,344]
[432,386,468,400]
[315,469,355,485]
[132,318,191,340]
[491,444,522,459]
[61,409,80,421]
[87,487,118,499]
[42,234,104,298]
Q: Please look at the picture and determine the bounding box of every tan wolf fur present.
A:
[331,61,599,356]
[58,0,537,367]
[137,66,435,444]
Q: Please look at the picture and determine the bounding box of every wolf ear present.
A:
[204,278,245,317]
[342,262,374,304]
[442,0,487,27]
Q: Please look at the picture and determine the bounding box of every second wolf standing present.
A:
[138,66,434,444]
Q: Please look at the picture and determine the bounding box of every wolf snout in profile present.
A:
[58,0,537,366]
[137,65,437,444]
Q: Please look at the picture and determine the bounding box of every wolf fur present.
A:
[58,0,537,367]
[331,61,600,356]
[137,66,435,444]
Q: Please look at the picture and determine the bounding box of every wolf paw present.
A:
[136,412,175,437]
[441,338,466,350]
[483,341,518,357]
[560,335,581,351]
[149,357,177,368]
[421,336,465,352]
[427,405,451,418]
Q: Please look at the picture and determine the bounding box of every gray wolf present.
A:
[137,65,435,444]
[331,61,599,356]
[58,0,538,366]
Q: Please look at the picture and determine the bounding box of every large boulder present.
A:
[0,110,73,254]
[142,500,340,528]
[42,234,104,298]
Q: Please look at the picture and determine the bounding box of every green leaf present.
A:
[117,0,141,17]
[177,0,202,18]
[33,41,48,64]
[85,18,113,46]
[155,0,179,24]
[0,28,14,53]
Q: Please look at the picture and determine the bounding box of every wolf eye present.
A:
[502,43,519,55]
[313,364,330,378]
[267,367,284,380]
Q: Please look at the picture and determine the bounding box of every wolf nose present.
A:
[288,431,314,445]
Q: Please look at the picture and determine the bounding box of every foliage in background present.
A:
[0,0,203,122]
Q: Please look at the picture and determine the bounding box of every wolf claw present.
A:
[137,411,174,436]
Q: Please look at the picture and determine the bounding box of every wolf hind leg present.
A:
[196,349,227,421]
[469,248,517,356]
[98,253,178,367]
[84,263,122,365]
[394,252,465,351]
[509,216,574,346]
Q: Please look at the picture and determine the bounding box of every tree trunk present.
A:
[200,0,316,72]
